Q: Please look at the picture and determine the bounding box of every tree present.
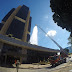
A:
[50,0,72,36]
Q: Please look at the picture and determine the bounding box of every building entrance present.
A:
[6,55,20,64]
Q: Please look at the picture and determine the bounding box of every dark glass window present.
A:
[27,34,30,42]
[6,19,25,39]
[16,5,29,20]
[0,23,4,30]
[28,17,32,32]
[2,43,22,53]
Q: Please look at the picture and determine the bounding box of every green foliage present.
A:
[68,53,72,55]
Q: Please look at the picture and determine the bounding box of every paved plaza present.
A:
[0,61,72,72]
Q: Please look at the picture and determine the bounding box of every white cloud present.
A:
[46,30,57,36]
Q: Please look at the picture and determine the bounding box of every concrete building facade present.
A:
[0,5,59,64]
[0,5,32,64]
[0,5,31,42]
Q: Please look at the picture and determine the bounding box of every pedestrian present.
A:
[15,60,20,72]
[15,59,17,64]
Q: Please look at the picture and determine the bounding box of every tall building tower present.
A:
[0,5,59,64]
[0,5,32,42]
[0,5,32,63]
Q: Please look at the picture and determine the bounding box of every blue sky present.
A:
[0,0,70,49]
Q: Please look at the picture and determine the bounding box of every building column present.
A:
[22,57,27,63]
[21,11,30,63]
[22,10,30,42]
[20,57,22,64]
[0,42,3,55]
[0,6,21,35]
[5,55,7,65]
[21,48,27,63]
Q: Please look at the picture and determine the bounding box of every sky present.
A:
[0,0,70,49]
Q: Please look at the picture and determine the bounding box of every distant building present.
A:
[0,5,59,64]
[66,46,72,53]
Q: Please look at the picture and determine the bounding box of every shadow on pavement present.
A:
[18,67,42,69]
[18,65,55,69]
[0,63,57,69]
[0,63,15,68]
[44,65,57,69]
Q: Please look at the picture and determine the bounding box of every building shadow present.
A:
[44,65,56,69]
[0,63,15,68]
[18,67,42,69]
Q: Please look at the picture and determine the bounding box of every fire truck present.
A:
[49,49,68,66]
[49,54,66,66]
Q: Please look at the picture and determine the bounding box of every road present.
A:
[0,61,72,72]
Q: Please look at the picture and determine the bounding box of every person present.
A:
[16,60,20,67]
[15,59,17,65]
[15,60,20,72]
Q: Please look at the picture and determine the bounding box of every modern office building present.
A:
[0,5,31,42]
[0,5,59,64]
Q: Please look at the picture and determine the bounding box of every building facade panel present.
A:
[0,23,4,30]
[2,43,22,54]
[27,34,30,42]
[27,49,56,63]
[6,19,25,39]
[0,34,59,64]
[16,5,29,20]
[2,8,15,22]
[28,17,32,32]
